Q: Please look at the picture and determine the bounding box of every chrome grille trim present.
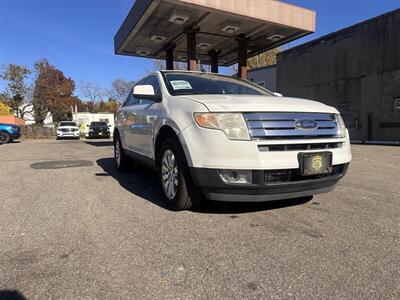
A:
[244,112,339,140]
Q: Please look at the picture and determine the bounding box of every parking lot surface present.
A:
[0,139,399,299]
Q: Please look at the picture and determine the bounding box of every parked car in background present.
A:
[114,71,352,210]
[0,123,21,143]
[56,121,80,139]
[87,121,111,139]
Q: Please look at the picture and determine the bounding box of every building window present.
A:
[394,98,400,111]
[100,118,109,123]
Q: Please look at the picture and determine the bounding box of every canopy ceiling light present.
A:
[168,9,190,25]
[220,20,241,34]
[136,47,151,56]
[150,35,167,43]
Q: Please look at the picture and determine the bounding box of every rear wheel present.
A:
[114,135,130,171]
[158,138,202,211]
[0,132,11,143]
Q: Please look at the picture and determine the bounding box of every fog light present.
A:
[219,170,252,184]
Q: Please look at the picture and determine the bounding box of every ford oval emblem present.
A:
[295,119,318,129]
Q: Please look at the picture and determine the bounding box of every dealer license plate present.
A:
[300,152,333,176]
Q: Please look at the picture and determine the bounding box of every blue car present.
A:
[0,123,21,143]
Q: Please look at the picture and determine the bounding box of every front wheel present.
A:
[0,132,11,143]
[114,135,130,171]
[159,138,202,211]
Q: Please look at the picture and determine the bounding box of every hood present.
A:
[180,95,339,114]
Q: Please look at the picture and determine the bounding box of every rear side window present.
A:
[123,78,147,107]
[124,92,139,106]
[123,75,161,106]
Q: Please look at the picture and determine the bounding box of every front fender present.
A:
[153,118,195,167]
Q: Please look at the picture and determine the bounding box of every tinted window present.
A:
[124,78,147,106]
[125,92,139,106]
[162,72,272,96]
[90,122,108,127]
[59,122,77,127]
[145,75,161,96]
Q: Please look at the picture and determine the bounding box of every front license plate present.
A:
[99,132,102,135]
[301,152,333,176]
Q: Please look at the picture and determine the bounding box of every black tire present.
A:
[158,138,202,211]
[0,132,11,143]
[114,134,130,171]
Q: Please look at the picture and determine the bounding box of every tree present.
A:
[247,48,280,69]
[80,81,105,103]
[0,102,11,116]
[32,59,79,124]
[0,64,31,117]
[104,98,120,114]
[152,59,186,71]
[111,79,134,103]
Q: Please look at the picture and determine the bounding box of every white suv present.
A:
[114,71,351,210]
[56,121,80,139]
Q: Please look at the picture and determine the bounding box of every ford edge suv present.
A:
[114,71,352,210]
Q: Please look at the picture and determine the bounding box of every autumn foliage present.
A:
[0,102,11,116]
[32,59,80,123]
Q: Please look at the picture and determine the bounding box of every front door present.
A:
[130,75,162,158]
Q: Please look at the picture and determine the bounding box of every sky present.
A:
[0,0,399,99]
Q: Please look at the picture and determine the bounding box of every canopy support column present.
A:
[209,49,220,73]
[186,31,197,71]
[237,37,248,79]
[165,45,175,70]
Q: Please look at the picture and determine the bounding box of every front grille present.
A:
[264,164,345,184]
[61,128,78,132]
[244,112,339,140]
[258,142,342,152]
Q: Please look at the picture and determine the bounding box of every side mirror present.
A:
[273,92,283,97]
[133,85,161,102]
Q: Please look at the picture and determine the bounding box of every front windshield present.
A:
[162,72,273,96]
[59,122,76,127]
[90,122,107,127]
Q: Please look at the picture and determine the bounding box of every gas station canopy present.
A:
[115,0,315,70]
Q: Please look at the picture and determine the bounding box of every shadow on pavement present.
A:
[0,290,26,300]
[85,141,113,147]
[96,158,166,209]
[96,157,313,214]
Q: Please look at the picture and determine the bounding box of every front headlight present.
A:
[336,114,346,138]
[193,113,250,140]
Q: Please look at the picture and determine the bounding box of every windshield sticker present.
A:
[170,80,192,90]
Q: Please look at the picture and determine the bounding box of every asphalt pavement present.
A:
[0,139,399,299]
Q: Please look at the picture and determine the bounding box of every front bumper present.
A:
[57,132,80,138]
[190,163,349,202]
[11,132,21,140]
[88,131,110,138]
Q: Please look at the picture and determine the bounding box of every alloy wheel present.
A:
[161,149,179,200]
